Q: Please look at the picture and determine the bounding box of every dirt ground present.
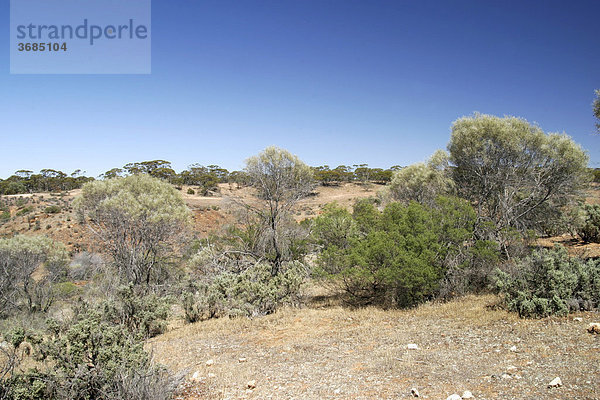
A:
[149,294,600,400]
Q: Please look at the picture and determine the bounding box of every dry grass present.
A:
[149,294,600,400]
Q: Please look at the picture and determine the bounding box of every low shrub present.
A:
[0,302,181,400]
[182,260,307,321]
[44,205,61,214]
[577,204,600,243]
[186,188,195,195]
[494,246,600,318]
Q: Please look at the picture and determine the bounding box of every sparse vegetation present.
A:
[494,246,600,317]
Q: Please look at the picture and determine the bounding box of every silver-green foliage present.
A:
[74,174,191,286]
[577,204,600,243]
[449,114,589,236]
[0,302,180,400]
[183,259,307,321]
[0,235,68,315]
[387,150,454,206]
[494,246,600,318]
[243,147,315,274]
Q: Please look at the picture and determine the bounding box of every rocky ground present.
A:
[149,294,600,400]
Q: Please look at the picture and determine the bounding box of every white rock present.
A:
[247,380,256,389]
[548,377,562,388]
[509,345,517,352]
[191,371,201,381]
[410,387,420,397]
[238,357,247,363]
[407,344,419,350]
[573,317,583,322]
[506,365,518,374]
[207,373,216,378]
[205,359,214,366]
[0,341,10,349]
[334,388,341,394]
[446,394,461,400]
[462,390,474,399]
[501,373,512,380]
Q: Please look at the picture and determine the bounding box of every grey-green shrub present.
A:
[494,246,600,318]
[182,260,307,320]
[577,204,600,243]
[1,302,180,400]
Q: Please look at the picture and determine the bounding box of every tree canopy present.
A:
[448,114,589,237]
[74,174,191,286]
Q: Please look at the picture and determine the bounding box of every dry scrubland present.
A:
[1,183,600,400]
[151,294,600,400]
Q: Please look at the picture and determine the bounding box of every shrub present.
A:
[0,235,69,316]
[182,260,307,321]
[314,197,486,307]
[0,210,10,221]
[0,302,181,400]
[494,246,600,318]
[186,188,195,195]
[15,206,33,217]
[577,204,600,243]
[103,285,171,338]
[44,205,61,214]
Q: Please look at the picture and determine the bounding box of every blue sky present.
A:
[1,0,599,178]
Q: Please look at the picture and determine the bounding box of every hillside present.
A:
[0,182,379,250]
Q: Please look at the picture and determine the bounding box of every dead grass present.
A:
[149,294,600,399]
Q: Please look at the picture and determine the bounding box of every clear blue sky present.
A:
[1,0,598,178]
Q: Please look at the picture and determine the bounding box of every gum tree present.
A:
[448,114,589,238]
[243,146,315,275]
[74,174,191,286]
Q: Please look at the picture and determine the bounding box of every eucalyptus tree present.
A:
[448,114,589,238]
[242,146,315,275]
[74,174,191,286]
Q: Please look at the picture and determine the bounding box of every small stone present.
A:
[548,377,562,388]
[245,389,254,394]
[509,345,517,352]
[506,365,518,374]
[573,317,583,322]
[410,388,420,397]
[207,373,216,378]
[587,322,600,334]
[191,371,201,381]
[446,394,461,400]
[462,390,474,399]
[407,344,419,350]
[334,388,341,394]
[247,380,256,389]
[238,357,247,363]
[501,373,512,380]
[205,359,214,366]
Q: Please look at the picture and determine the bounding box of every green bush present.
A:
[44,205,61,214]
[0,210,10,221]
[313,197,486,307]
[494,246,600,318]
[186,188,195,195]
[577,204,600,243]
[16,206,33,217]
